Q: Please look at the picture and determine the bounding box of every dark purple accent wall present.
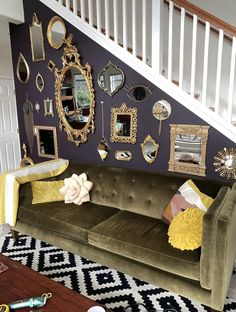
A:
[10,0,235,183]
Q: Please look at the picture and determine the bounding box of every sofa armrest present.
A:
[210,183,236,310]
[200,186,231,290]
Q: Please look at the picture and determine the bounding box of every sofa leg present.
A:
[10,229,19,242]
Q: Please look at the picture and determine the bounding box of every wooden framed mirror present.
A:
[110,103,137,144]
[54,36,95,146]
[16,53,30,84]
[98,61,125,96]
[141,135,159,164]
[168,124,209,176]
[29,13,45,62]
[47,16,66,49]
[34,125,58,159]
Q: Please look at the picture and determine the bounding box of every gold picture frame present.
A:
[110,103,137,144]
[168,124,209,176]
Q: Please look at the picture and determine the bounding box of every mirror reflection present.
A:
[168,124,209,176]
[141,135,159,164]
[110,103,137,144]
[47,16,66,49]
[54,38,95,146]
[153,100,172,135]
[174,135,201,165]
[127,85,152,102]
[61,67,90,129]
[29,13,45,62]
[44,97,54,117]
[36,73,44,92]
[16,53,30,84]
[115,150,132,161]
[35,125,58,158]
[98,61,124,96]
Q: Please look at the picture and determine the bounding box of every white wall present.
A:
[188,0,236,27]
[0,18,14,78]
[0,0,24,24]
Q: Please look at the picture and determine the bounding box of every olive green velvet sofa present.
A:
[11,163,236,311]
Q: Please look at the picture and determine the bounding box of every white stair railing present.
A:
[40,0,236,142]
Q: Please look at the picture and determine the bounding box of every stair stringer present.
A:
[40,0,236,143]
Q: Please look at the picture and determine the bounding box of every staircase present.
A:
[40,0,236,143]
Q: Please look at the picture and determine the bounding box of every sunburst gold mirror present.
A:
[214,148,236,180]
[29,13,45,62]
[141,135,159,164]
[16,53,30,84]
[168,124,209,176]
[54,35,95,146]
[110,103,137,144]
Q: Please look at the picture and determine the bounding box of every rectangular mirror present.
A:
[34,125,58,159]
[168,124,209,176]
[29,13,45,62]
[110,103,137,144]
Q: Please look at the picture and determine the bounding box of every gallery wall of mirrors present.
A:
[13,6,235,181]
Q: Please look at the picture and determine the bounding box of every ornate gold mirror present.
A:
[16,53,30,84]
[168,124,209,176]
[34,125,58,158]
[98,61,125,96]
[115,150,132,161]
[214,147,236,180]
[110,103,137,144]
[55,36,95,146]
[29,13,45,62]
[44,97,54,116]
[36,73,44,92]
[141,135,159,164]
[47,16,66,49]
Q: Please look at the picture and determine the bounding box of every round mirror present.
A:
[141,135,159,164]
[152,100,171,135]
[127,85,152,102]
[98,61,125,96]
[47,16,66,49]
[16,53,30,84]
[36,73,44,92]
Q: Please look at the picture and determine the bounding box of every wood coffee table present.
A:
[0,254,108,311]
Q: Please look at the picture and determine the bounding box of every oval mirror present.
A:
[127,85,152,102]
[141,135,159,164]
[55,40,95,146]
[36,73,44,92]
[47,16,66,49]
[29,13,45,62]
[98,61,125,96]
[16,53,30,84]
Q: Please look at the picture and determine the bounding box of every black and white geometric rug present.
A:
[1,233,236,312]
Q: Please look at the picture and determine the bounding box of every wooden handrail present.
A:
[164,0,236,38]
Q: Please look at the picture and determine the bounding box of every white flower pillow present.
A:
[59,173,93,205]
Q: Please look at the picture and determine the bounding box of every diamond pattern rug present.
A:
[1,233,236,312]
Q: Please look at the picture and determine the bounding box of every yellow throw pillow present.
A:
[31,180,64,204]
[167,207,204,251]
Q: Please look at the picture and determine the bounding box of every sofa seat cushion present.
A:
[89,211,201,281]
[18,201,119,243]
